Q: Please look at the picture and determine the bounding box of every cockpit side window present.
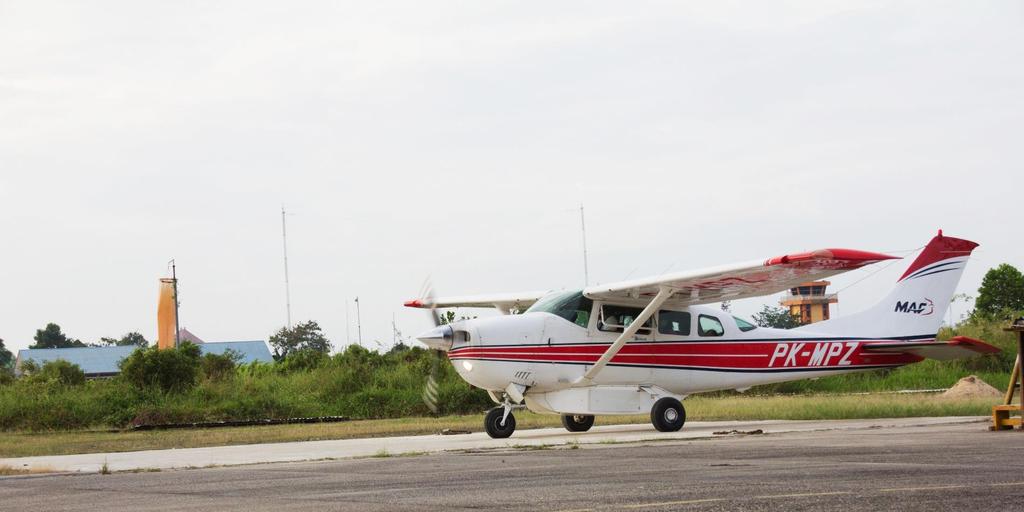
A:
[598,305,653,334]
[697,314,725,337]
[658,310,691,336]
[525,290,593,328]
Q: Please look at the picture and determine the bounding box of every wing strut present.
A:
[574,286,675,386]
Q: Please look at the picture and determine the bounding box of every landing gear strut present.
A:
[484,406,516,438]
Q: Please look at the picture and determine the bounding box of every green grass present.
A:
[0,345,493,431]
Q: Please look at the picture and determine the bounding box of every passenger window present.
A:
[698,314,725,337]
[658,310,691,336]
[599,305,652,334]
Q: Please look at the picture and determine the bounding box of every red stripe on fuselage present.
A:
[448,340,924,370]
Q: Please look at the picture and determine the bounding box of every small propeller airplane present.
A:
[406,231,998,438]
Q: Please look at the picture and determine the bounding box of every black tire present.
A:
[561,414,595,432]
[484,408,516,438]
[650,397,686,432]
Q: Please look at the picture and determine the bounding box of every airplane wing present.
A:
[862,336,1000,361]
[404,291,549,313]
[583,248,900,308]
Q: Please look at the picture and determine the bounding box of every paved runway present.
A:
[0,416,986,473]
[2,418,1023,511]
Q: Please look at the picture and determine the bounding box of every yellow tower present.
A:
[780,281,837,324]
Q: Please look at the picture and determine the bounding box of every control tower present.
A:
[780,281,838,324]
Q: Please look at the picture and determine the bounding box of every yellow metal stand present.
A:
[991,319,1024,431]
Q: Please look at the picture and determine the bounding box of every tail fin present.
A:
[794,231,978,339]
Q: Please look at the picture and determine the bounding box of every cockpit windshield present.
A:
[525,290,593,328]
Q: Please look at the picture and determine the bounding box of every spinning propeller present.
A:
[416,279,451,415]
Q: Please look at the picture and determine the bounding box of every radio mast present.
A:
[281,206,292,329]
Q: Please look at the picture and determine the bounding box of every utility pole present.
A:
[171,259,180,347]
[281,206,292,329]
[355,296,363,347]
[580,203,590,286]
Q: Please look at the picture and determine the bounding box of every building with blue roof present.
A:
[15,340,273,378]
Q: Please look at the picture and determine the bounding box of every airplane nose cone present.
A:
[416,325,454,351]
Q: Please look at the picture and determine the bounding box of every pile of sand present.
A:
[941,375,1003,399]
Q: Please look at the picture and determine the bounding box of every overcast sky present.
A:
[2,1,1022,353]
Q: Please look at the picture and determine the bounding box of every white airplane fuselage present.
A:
[412,234,985,429]
[439,302,922,415]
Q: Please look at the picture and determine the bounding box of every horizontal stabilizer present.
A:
[863,336,1000,361]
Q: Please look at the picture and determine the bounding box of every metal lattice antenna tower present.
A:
[281,206,292,329]
[392,312,402,346]
[355,296,363,347]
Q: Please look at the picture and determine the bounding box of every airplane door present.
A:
[541,314,577,384]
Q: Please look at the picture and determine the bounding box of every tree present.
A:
[268,320,331,359]
[0,338,13,384]
[752,304,803,329]
[201,349,241,381]
[974,264,1024,317]
[0,338,13,369]
[30,323,85,349]
[99,331,149,348]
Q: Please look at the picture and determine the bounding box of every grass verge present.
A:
[0,393,994,459]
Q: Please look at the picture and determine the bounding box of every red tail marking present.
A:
[897,231,979,281]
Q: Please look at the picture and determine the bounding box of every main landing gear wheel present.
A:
[561,414,595,432]
[484,408,516,438]
[650,397,686,432]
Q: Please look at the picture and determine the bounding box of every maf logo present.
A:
[895,298,934,315]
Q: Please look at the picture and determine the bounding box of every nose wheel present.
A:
[561,414,595,432]
[484,407,516,438]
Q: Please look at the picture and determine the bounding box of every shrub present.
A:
[201,349,241,382]
[277,349,329,373]
[18,359,39,375]
[25,359,86,386]
[0,368,13,386]
[119,343,201,392]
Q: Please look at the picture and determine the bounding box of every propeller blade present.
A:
[422,355,440,414]
[418,277,444,415]
[419,278,442,327]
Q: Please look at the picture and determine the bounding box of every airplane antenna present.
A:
[281,205,292,329]
[580,203,590,286]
